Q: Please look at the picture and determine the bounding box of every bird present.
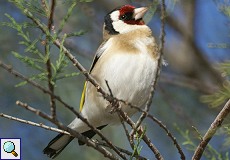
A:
[43,4,159,159]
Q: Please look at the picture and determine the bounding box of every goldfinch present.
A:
[44,5,159,158]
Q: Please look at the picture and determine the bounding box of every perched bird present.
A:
[44,4,159,158]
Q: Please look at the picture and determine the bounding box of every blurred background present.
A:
[0,0,229,159]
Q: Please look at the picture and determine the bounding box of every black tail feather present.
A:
[78,125,107,145]
[43,125,107,158]
[43,133,74,159]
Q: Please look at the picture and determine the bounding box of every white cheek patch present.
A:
[110,10,120,21]
[110,10,131,34]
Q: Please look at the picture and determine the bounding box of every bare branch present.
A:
[192,99,230,160]
[119,115,135,149]
[45,0,57,119]
[16,100,58,125]
[48,0,56,30]
[0,112,70,135]
[46,44,56,119]
[99,142,147,160]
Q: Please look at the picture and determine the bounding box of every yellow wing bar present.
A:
[79,81,87,112]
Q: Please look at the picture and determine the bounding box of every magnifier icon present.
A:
[3,141,18,157]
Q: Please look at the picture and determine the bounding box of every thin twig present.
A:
[45,0,57,119]
[141,133,163,160]
[0,112,70,135]
[48,0,56,30]
[46,45,56,119]
[98,142,147,160]
[119,115,135,149]
[16,100,58,125]
[192,99,230,160]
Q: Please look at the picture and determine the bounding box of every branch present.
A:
[192,99,230,160]
[120,117,135,149]
[0,112,70,135]
[48,0,55,30]
[99,142,147,160]
[45,0,57,119]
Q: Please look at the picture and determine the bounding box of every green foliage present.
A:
[201,61,230,107]
[219,61,230,77]
[130,127,146,160]
[8,0,47,17]
[217,0,230,17]
[175,125,229,160]
[0,0,88,87]
[201,82,230,107]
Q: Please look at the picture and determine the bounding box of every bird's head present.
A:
[103,5,148,37]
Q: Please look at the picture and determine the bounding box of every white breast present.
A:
[80,37,158,127]
[100,51,157,108]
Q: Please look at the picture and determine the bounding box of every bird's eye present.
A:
[120,15,127,20]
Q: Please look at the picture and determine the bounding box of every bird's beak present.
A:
[133,7,148,20]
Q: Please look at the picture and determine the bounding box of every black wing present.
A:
[89,40,108,72]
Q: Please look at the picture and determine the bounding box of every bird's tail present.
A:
[43,125,107,158]
[43,133,74,159]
